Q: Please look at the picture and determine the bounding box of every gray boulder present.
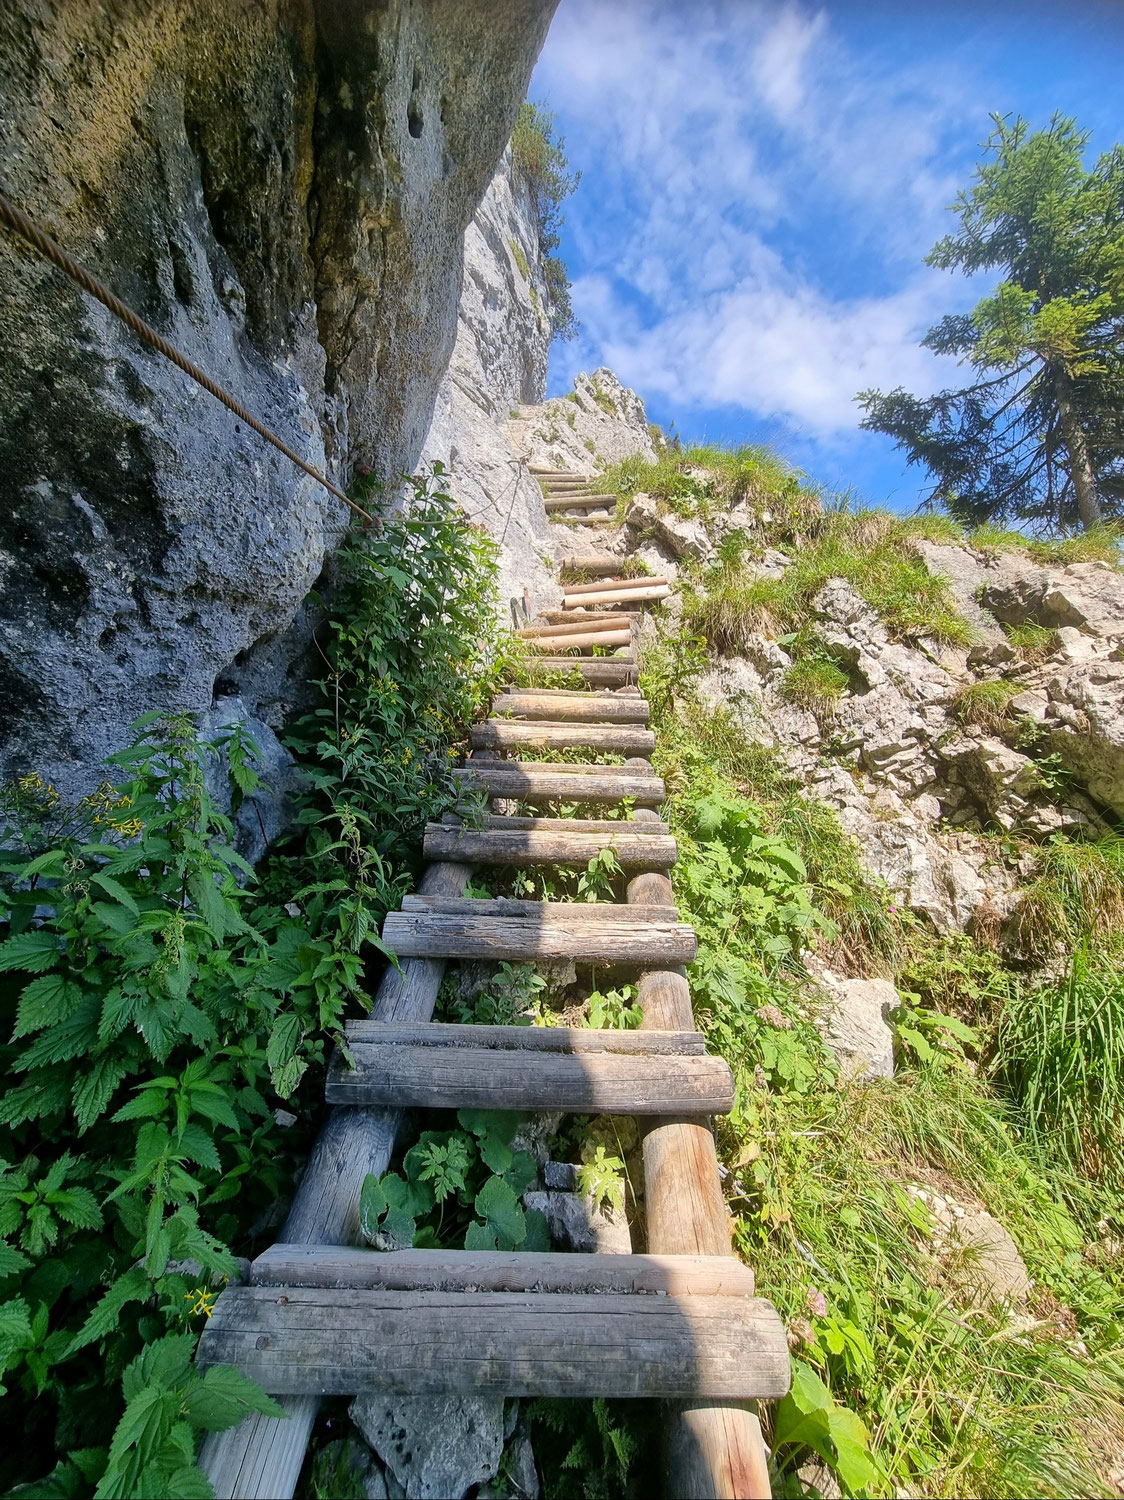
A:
[350,1395,506,1500]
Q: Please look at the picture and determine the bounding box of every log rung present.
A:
[452,763,665,805]
[472,721,655,754]
[343,1020,704,1053]
[380,906,696,963]
[561,586,672,608]
[515,616,630,639]
[399,895,680,922]
[563,574,669,596]
[196,1284,790,1400]
[490,692,650,724]
[327,1035,727,1113]
[518,657,638,685]
[525,628,633,652]
[250,1247,755,1296]
[423,821,677,867]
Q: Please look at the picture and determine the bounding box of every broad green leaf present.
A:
[473,1175,526,1250]
[13,973,85,1038]
[0,930,60,973]
[181,1363,285,1431]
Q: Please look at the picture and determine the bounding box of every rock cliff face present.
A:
[0,0,555,789]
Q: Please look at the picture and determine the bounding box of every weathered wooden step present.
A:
[531,467,595,477]
[516,616,631,640]
[536,609,639,626]
[518,658,638,686]
[491,691,649,724]
[327,1041,723,1115]
[196,1283,790,1400]
[471,721,655,754]
[561,585,672,608]
[560,555,635,578]
[251,1246,754,1296]
[380,902,694,963]
[445,811,667,828]
[526,628,633,652]
[424,818,675,868]
[545,493,618,511]
[400,895,678,923]
[565,574,669,597]
[454,763,664,804]
[344,1018,700,1050]
[551,515,619,528]
[492,690,648,726]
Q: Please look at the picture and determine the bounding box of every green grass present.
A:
[952,678,1021,732]
[969,521,1123,568]
[1007,835,1124,960]
[686,506,976,651]
[1003,621,1059,663]
[738,1067,1124,1500]
[780,657,850,714]
[997,947,1124,1191]
[600,442,819,527]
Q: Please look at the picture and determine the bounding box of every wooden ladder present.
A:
[199,539,786,1499]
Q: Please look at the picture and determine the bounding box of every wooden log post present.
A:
[198,859,472,1500]
[629,812,775,1500]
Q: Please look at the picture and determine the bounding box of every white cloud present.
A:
[534,0,986,438]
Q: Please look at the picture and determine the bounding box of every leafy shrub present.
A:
[0,469,508,1496]
[360,1110,549,1253]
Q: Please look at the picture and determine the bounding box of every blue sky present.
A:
[530,0,1124,510]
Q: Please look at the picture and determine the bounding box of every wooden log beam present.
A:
[537,609,640,625]
[424,822,675,869]
[453,764,664,805]
[526,628,633,651]
[343,1020,704,1053]
[379,907,697,963]
[251,1246,754,1296]
[518,657,638,685]
[441,811,668,830]
[327,1039,730,1115]
[471,721,655,754]
[197,1286,789,1400]
[399,896,680,923]
[545,492,618,510]
[515,616,628,639]
[561,586,672,608]
[491,692,650,724]
[564,574,670,596]
[627,833,779,1499]
[199,861,471,1500]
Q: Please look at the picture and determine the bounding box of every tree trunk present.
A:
[1051,363,1102,529]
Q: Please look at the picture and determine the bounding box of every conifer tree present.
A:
[859,114,1124,531]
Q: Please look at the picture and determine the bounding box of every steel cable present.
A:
[0,187,374,524]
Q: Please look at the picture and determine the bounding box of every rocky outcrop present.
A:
[509,367,658,475]
[0,0,555,791]
[689,541,1123,936]
[419,147,560,612]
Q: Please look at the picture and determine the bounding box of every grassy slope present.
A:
[627,444,1124,1499]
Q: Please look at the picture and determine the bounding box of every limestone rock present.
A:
[811,967,898,1080]
[0,0,556,795]
[419,146,561,615]
[511,368,658,476]
[946,1212,1032,1310]
[350,1395,506,1500]
[522,1189,632,1253]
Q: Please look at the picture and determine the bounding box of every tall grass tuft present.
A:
[997,948,1124,1189]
